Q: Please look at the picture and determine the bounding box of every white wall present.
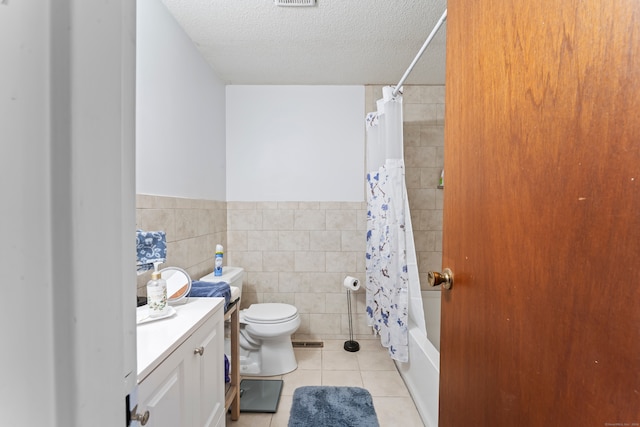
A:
[136,0,226,200]
[226,85,365,202]
[1,1,136,425]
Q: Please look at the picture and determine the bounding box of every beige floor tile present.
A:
[321,350,360,371]
[293,348,321,370]
[226,411,272,427]
[280,368,322,395]
[361,370,410,397]
[229,336,425,426]
[356,339,387,351]
[372,396,424,427]
[270,394,292,427]
[356,347,397,371]
[321,370,364,387]
[321,339,347,351]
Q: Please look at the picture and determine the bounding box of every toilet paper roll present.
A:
[343,276,360,291]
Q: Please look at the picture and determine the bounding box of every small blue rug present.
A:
[288,386,379,427]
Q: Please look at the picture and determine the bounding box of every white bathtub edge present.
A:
[395,325,440,427]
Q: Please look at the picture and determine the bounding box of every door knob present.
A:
[194,346,205,356]
[130,405,149,426]
[428,268,453,290]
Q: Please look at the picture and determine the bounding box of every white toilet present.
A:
[239,302,301,376]
[199,266,300,377]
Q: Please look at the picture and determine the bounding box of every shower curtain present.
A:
[365,87,426,362]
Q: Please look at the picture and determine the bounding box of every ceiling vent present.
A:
[275,0,316,6]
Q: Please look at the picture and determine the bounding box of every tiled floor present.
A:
[225,339,425,427]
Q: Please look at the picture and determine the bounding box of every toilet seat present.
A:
[242,303,298,324]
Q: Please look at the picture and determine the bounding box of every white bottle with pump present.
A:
[147,261,168,317]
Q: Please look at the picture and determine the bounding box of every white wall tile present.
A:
[264,251,295,272]
[295,293,327,313]
[341,230,364,252]
[227,209,262,230]
[249,271,280,293]
[294,251,326,272]
[309,230,342,251]
[227,250,263,272]
[325,293,347,314]
[326,210,357,230]
[325,251,356,272]
[278,272,308,293]
[247,230,279,251]
[294,210,326,230]
[309,314,342,335]
[278,230,310,251]
[263,209,294,230]
[226,230,248,251]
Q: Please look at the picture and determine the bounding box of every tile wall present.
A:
[135,195,227,293]
[226,201,369,341]
[135,85,444,341]
[367,85,445,286]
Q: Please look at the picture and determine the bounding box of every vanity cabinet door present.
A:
[137,347,190,427]
[190,314,225,427]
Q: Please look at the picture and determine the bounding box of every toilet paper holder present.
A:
[343,276,360,352]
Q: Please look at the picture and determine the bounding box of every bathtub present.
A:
[395,290,441,427]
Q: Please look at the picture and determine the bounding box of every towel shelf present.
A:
[224,300,241,421]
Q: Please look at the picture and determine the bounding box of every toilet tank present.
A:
[199,266,245,297]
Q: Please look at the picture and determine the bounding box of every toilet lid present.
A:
[243,303,298,323]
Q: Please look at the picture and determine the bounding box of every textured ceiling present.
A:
[161,0,447,85]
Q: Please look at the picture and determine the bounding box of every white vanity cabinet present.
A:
[136,298,225,427]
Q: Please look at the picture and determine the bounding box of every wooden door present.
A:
[440,1,640,425]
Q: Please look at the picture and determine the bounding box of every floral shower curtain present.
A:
[365,87,425,362]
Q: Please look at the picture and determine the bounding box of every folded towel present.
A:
[188,280,231,311]
[136,229,167,274]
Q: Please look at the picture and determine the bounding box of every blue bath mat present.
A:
[288,386,379,427]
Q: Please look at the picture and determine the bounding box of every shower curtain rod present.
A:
[392,9,448,97]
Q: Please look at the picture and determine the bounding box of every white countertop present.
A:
[136,297,224,382]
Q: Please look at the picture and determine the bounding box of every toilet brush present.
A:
[344,288,360,352]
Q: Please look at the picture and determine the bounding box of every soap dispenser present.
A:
[147,261,168,318]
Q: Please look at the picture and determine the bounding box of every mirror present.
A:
[159,267,192,305]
